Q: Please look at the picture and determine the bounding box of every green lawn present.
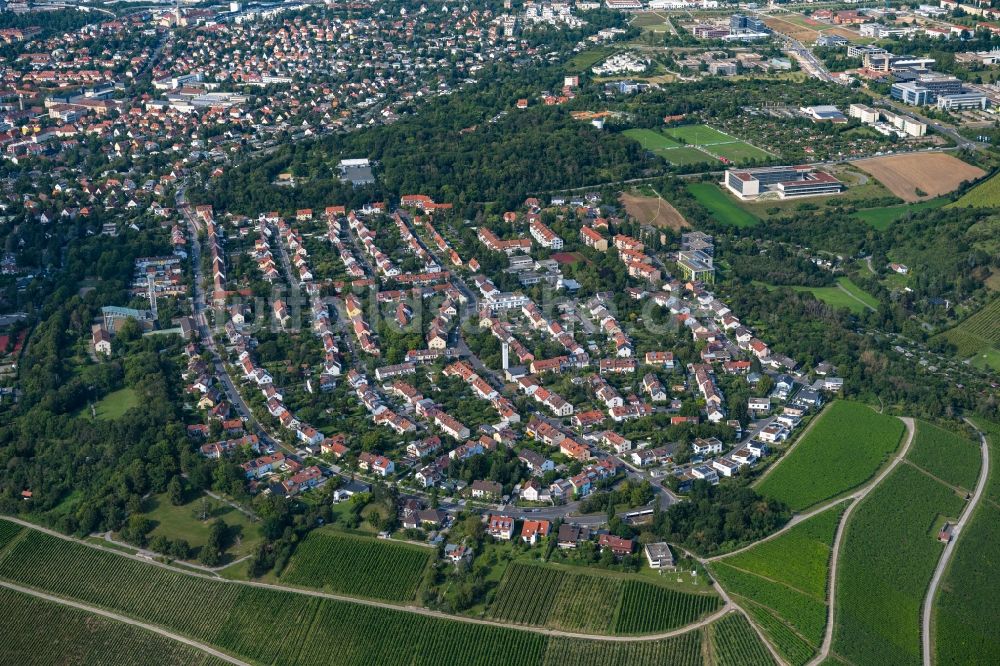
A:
[757,401,905,511]
[665,124,734,145]
[757,278,876,314]
[141,492,261,562]
[90,387,140,420]
[854,198,947,229]
[686,182,759,227]
[907,420,981,492]
[836,277,879,310]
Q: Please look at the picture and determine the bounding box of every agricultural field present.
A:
[614,579,723,634]
[709,612,777,666]
[933,419,1000,665]
[907,421,982,492]
[832,463,966,665]
[935,298,1000,371]
[709,505,844,665]
[0,586,228,666]
[854,198,947,229]
[854,153,985,202]
[489,562,721,635]
[279,528,431,601]
[540,631,705,666]
[686,182,759,227]
[951,170,1000,208]
[619,191,689,231]
[756,401,905,511]
[0,520,779,666]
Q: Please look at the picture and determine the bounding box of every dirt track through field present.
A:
[620,192,689,230]
[854,153,985,202]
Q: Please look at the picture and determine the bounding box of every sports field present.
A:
[625,125,769,166]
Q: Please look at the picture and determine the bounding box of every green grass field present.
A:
[950,171,1000,208]
[622,129,714,166]
[833,463,965,665]
[88,387,139,420]
[141,492,261,562]
[0,586,228,666]
[933,419,999,665]
[623,128,682,152]
[907,420,981,492]
[686,182,759,227]
[710,505,844,665]
[709,141,771,163]
[757,401,905,511]
[280,528,431,601]
[665,124,734,145]
[488,561,721,635]
[568,47,615,72]
[854,198,947,229]
[757,280,872,314]
[0,520,773,666]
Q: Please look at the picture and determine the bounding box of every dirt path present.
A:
[836,283,876,312]
[0,579,249,666]
[807,416,916,666]
[0,515,728,644]
[921,418,990,666]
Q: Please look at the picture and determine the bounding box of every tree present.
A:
[167,476,185,506]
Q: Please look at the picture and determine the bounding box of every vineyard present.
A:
[933,418,1000,666]
[936,299,1000,370]
[540,631,705,666]
[741,597,816,666]
[757,401,905,510]
[614,579,722,634]
[488,563,563,625]
[0,521,790,666]
[708,507,845,664]
[907,420,982,492]
[279,529,431,601]
[488,562,721,635]
[709,612,777,666]
[720,504,844,601]
[833,464,965,665]
[0,585,229,666]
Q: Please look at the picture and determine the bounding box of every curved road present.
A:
[921,419,990,666]
[0,579,249,666]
